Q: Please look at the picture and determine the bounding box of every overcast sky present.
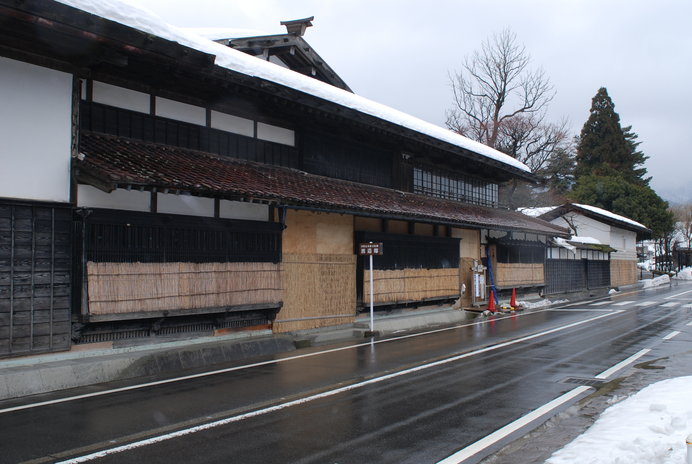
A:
[126,0,691,203]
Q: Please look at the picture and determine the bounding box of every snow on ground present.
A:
[674,267,692,280]
[517,299,568,309]
[547,376,692,464]
[642,274,671,288]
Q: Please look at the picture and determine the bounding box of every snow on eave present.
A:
[568,236,601,245]
[56,0,531,175]
[517,206,559,218]
[572,203,649,231]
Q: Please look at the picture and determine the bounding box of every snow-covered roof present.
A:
[568,236,602,245]
[182,28,268,41]
[517,206,559,218]
[572,203,647,230]
[56,0,530,174]
[519,203,648,232]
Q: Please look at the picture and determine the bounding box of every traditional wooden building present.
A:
[521,203,651,294]
[0,0,568,356]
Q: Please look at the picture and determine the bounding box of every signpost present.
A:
[359,242,383,335]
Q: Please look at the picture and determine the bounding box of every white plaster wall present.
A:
[157,193,214,217]
[155,97,206,125]
[0,57,72,202]
[610,226,637,260]
[92,81,150,114]
[77,185,151,212]
[219,200,268,221]
[551,213,611,245]
[210,110,254,137]
[257,122,295,146]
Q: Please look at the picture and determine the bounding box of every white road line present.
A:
[635,301,657,306]
[665,289,692,299]
[53,312,621,463]
[590,301,611,306]
[595,348,651,379]
[0,307,563,415]
[661,302,680,308]
[683,304,692,309]
[663,331,681,340]
[613,301,635,306]
[435,386,592,464]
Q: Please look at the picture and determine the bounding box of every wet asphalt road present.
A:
[2,282,691,464]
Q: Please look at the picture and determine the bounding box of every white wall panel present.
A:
[157,193,214,217]
[0,57,72,202]
[155,97,206,125]
[77,185,151,212]
[219,200,268,221]
[92,81,150,113]
[210,110,254,137]
[257,122,295,146]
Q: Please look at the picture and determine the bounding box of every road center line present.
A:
[665,289,692,299]
[662,331,681,340]
[435,386,592,464]
[595,348,651,379]
[54,311,621,463]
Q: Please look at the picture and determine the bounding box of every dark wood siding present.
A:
[74,208,283,264]
[0,200,72,357]
[302,129,393,188]
[544,258,610,295]
[80,102,300,169]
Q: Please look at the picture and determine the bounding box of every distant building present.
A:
[521,203,651,292]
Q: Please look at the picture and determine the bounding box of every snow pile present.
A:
[673,267,692,280]
[56,0,530,174]
[547,376,692,464]
[517,299,568,309]
[642,274,671,288]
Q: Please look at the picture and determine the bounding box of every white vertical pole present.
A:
[369,253,374,333]
[686,434,692,464]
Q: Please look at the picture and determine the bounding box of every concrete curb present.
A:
[0,334,295,401]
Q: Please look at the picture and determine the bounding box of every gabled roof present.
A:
[521,203,650,234]
[29,0,533,180]
[216,16,353,92]
[75,132,569,237]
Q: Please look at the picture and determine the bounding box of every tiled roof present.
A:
[76,132,569,236]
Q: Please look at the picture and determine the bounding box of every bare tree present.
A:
[496,114,570,172]
[671,203,692,248]
[446,29,556,160]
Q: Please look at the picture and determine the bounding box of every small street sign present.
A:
[359,242,384,256]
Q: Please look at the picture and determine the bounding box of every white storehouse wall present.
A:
[0,57,72,203]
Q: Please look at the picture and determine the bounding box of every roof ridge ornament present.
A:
[280,16,314,36]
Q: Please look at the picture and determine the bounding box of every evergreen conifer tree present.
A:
[571,87,673,239]
[575,88,647,184]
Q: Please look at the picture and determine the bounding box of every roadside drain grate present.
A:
[560,377,607,388]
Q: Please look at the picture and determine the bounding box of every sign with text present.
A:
[359,242,384,256]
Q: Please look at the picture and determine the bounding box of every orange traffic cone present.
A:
[488,289,496,312]
[510,288,517,309]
